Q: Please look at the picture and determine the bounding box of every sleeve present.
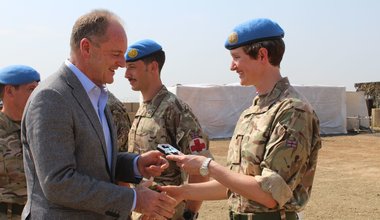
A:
[167,102,212,158]
[255,105,316,207]
[115,152,141,183]
[0,125,27,200]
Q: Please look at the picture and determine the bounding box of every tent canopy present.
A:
[168,84,348,139]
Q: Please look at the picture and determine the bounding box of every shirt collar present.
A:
[64,60,108,112]
[64,59,108,94]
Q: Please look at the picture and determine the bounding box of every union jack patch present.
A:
[286,139,297,148]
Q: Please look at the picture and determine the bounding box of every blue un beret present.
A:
[125,39,163,62]
[0,65,40,85]
[225,18,284,50]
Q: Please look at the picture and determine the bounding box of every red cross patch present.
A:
[189,138,206,153]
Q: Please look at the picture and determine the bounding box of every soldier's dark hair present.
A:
[70,9,122,51]
[242,38,285,67]
[141,50,166,75]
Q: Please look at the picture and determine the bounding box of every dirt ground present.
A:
[198,132,380,220]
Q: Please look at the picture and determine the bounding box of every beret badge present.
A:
[228,32,238,45]
[128,49,138,59]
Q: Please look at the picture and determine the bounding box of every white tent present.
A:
[293,85,347,135]
[168,84,255,139]
[168,84,347,139]
[345,91,370,130]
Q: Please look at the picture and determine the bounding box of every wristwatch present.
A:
[183,209,199,220]
[199,157,212,176]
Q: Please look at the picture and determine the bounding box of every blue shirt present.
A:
[65,60,112,168]
[65,60,138,211]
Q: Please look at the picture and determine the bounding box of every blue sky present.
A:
[1,0,378,101]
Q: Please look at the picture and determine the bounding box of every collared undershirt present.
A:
[65,60,138,211]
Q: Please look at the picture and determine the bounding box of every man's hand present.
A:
[166,154,206,175]
[138,150,169,178]
[134,184,176,219]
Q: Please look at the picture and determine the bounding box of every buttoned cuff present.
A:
[254,168,292,207]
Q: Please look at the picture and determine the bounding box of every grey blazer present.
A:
[21,64,141,220]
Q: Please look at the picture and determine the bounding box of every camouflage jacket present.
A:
[227,77,321,213]
[128,86,211,185]
[107,91,131,152]
[0,111,26,205]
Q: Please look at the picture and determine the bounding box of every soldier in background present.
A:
[125,39,212,220]
[107,91,131,152]
[160,18,322,220]
[0,65,40,219]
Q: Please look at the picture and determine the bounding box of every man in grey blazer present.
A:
[21,10,175,220]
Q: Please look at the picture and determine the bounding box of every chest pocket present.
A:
[242,127,269,176]
[229,113,271,176]
[128,116,165,153]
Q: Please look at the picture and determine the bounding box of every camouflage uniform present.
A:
[227,77,321,214]
[0,111,25,219]
[128,86,211,219]
[107,91,131,152]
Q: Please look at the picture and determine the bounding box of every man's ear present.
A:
[150,61,159,73]
[80,38,92,58]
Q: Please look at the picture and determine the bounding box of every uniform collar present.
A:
[136,85,168,117]
[0,111,21,133]
[248,77,290,114]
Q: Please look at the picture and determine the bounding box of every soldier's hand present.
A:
[157,184,186,206]
[166,154,206,175]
